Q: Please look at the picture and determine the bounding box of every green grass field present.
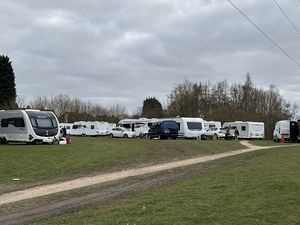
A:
[0,137,244,188]
[31,145,300,225]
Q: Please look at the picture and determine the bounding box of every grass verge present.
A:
[0,137,244,189]
[31,145,300,225]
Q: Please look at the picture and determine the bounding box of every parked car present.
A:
[109,127,135,138]
[148,120,179,140]
[204,127,226,139]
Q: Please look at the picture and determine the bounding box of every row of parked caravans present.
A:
[118,118,265,140]
[0,109,299,144]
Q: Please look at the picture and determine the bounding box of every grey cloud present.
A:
[1,0,300,114]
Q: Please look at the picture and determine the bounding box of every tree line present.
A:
[165,74,297,139]
[1,55,297,139]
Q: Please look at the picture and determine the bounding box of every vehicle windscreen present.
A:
[162,121,178,129]
[26,111,58,129]
[187,122,202,130]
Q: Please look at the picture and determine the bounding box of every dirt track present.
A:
[0,141,284,225]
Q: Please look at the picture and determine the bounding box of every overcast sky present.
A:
[1,0,300,114]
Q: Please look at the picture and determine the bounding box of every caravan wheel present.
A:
[0,137,8,145]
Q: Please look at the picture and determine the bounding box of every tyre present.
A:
[124,134,128,138]
[0,137,8,145]
[109,133,113,138]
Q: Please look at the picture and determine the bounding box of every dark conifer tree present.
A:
[0,55,17,109]
[142,97,164,118]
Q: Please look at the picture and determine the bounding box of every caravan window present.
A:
[241,126,246,131]
[1,118,25,127]
[187,122,202,130]
[135,123,146,128]
[36,118,53,128]
[26,111,58,129]
[14,118,25,127]
[30,118,38,127]
[1,119,8,127]
[91,125,95,129]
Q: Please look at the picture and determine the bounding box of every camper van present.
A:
[204,121,222,131]
[168,117,205,139]
[0,109,60,144]
[273,120,299,142]
[223,121,265,139]
[118,118,159,137]
[70,121,116,136]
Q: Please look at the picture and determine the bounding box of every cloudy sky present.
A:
[1,0,300,114]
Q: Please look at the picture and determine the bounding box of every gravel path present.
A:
[0,141,273,206]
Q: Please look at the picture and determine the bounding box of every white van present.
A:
[223,121,265,139]
[70,121,116,136]
[204,121,222,131]
[118,118,159,137]
[0,109,60,144]
[273,120,299,142]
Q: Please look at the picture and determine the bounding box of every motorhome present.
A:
[118,118,159,137]
[223,121,265,139]
[273,120,299,142]
[168,117,205,139]
[204,121,222,131]
[0,109,60,144]
[70,121,116,136]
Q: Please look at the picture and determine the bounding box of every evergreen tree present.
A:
[142,97,164,118]
[0,55,17,109]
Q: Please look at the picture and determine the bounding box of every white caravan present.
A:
[273,120,299,142]
[223,121,265,139]
[204,121,222,131]
[70,121,116,136]
[59,123,73,135]
[0,109,60,144]
[168,117,205,139]
[118,118,159,137]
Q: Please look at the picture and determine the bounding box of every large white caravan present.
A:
[273,120,299,142]
[0,109,60,144]
[118,118,159,137]
[70,121,116,136]
[223,121,265,139]
[168,117,205,139]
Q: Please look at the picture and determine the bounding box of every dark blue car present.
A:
[148,120,178,140]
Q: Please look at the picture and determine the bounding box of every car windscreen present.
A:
[162,121,178,129]
[187,122,202,130]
